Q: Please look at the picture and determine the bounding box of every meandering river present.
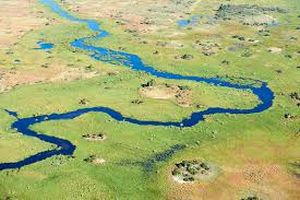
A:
[0,0,274,170]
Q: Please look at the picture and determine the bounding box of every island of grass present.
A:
[82,133,106,141]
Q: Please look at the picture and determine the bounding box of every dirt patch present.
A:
[0,66,98,93]
[268,47,282,53]
[224,163,299,200]
[167,135,300,200]
[168,163,295,200]
[140,81,192,107]
[156,41,185,49]
[0,0,50,47]
[84,155,106,165]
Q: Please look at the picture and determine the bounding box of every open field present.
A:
[0,0,299,199]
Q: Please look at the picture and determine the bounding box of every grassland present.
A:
[0,0,299,199]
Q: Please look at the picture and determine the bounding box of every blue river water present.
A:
[34,41,54,51]
[0,0,274,170]
[177,15,200,27]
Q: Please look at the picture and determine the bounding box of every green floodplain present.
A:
[0,0,299,199]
